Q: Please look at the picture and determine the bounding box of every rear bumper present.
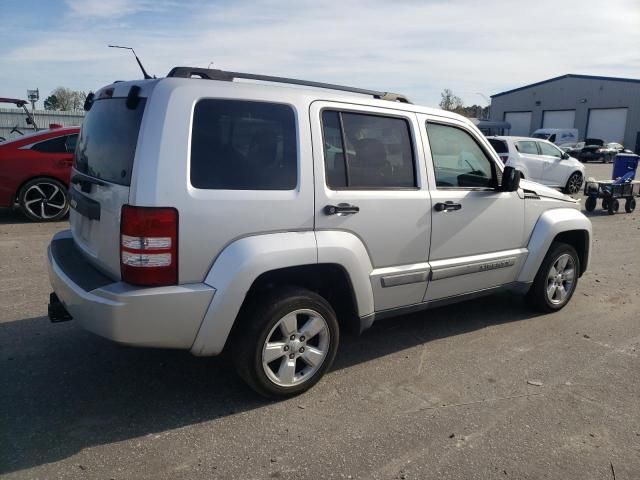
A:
[47,230,215,349]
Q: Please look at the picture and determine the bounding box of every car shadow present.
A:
[0,292,537,474]
[0,207,68,225]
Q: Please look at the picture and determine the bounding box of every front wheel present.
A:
[564,172,583,194]
[18,177,69,222]
[584,196,596,212]
[527,242,580,312]
[232,287,339,398]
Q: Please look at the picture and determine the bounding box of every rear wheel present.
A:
[625,198,636,213]
[18,177,69,222]
[584,196,596,212]
[608,198,619,215]
[232,287,339,398]
[564,172,583,194]
[527,242,580,312]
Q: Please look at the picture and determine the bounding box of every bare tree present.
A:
[45,87,87,111]
[439,88,464,113]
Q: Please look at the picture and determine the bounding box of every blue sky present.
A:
[1,0,639,108]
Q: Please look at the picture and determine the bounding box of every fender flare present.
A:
[190,231,374,356]
[517,208,592,283]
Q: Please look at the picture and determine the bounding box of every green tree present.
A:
[45,87,87,111]
[43,95,60,110]
[439,88,464,113]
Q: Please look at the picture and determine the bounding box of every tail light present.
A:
[120,205,178,286]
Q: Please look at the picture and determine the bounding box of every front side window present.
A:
[191,100,297,190]
[538,142,562,158]
[425,122,496,188]
[321,110,415,189]
[516,141,539,155]
[32,136,67,153]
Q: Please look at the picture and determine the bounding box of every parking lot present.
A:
[0,163,638,479]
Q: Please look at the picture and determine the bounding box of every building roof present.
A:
[491,74,640,98]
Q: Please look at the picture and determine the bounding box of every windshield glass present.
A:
[74,97,146,186]
[532,133,550,140]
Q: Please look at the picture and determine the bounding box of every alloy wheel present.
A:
[261,308,330,387]
[545,254,576,305]
[22,182,67,220]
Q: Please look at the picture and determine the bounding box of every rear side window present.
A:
[191,100,297,190]
[322,110,416,189]
[488,138,508,154]
[74,98,146,186]
[516,141,539,155]
[32,136,67,153]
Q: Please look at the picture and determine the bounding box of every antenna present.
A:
[108,45,153,79]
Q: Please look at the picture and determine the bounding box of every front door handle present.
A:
[324,203,360,216]
[434,201,462,212]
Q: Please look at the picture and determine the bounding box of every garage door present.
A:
[543,110,575,128]
[587,108,628,143]
[504,111,532,136]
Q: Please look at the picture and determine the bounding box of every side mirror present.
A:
[501,166,521,192]
[561,152,570,160]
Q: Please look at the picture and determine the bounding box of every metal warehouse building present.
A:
[490,74,640,152]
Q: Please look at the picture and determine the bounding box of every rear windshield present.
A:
[488,138,508,154]
[74,97,146,186]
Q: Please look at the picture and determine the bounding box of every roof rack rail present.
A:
[166,67,412,104]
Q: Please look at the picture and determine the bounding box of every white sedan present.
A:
[488,136,585,194]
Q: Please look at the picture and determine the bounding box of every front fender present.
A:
[190,231,375,356]
[517,208,592,283]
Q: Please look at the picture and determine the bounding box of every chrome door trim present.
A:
[430,248,527,281]
[370,262,431,288]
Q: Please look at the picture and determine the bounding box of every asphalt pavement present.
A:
[1,163,639,479]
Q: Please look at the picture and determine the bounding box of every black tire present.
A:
[527,242,580,313]
[232,287,339,398]
[625,197,636,213]
[18,177,69,222]
[564,172,583,194]
[584,196,596,212]
[602,198,609,210]
[608,198,619,215]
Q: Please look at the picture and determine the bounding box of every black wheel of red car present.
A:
[18,177,69,222]
[625,198,636,213]
[608,198,619,216]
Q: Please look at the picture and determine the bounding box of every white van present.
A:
[532,128,579,145]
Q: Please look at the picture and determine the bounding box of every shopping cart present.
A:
[583,153,640,215]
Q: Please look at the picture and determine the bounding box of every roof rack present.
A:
[166,67,412,104]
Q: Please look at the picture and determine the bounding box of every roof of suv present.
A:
[96,70,471,125]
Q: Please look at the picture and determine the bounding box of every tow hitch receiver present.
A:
[48,292,72,323]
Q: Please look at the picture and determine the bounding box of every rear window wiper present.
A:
[71,173,108,192]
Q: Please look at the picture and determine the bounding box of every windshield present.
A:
[74,97,146,186]
[488,139,508,154]
[532,133,550,140]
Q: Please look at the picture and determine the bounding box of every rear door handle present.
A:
[434,201,462,212]
[324,203,360,216]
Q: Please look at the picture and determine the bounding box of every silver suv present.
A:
[47,67,592,397]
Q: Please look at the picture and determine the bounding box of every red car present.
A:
[0,126,79,221]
